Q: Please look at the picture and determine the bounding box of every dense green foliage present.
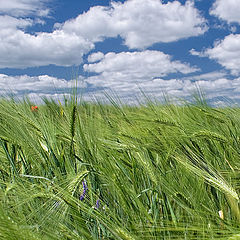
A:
[1,96,240,239]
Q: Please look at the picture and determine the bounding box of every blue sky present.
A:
[0,0,240,105]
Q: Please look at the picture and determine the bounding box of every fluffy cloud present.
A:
[0,0,207,69]
[138,77,240,104]
[189,48,205,57]
[87,52,105,63]
[1,72,240,106]
[85,71,240,106]
[0,73,89,103]
[205,34,240,75]
[83,51,240,105]
[0,15,33,29]
[210,0,240,24]
[0,0,50,17]
[183,71,227,81]
[61,0,207,49]
[0,74,84,95]
[84,50,199,88]
[0,29,94,68]
[0,0,95,69]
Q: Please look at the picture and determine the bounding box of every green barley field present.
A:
[1,94,240,239]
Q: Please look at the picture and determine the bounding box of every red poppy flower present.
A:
[31,106,38,111]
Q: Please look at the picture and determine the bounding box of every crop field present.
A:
[1,95,240,239]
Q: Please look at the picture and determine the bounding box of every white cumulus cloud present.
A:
[0,74,86,103]
[205,34,240,75]
[0,0,94,69]
[0,0,51,17]
[0,0,93,69]
[0,29,94,68]
[88,52,105,63]
[210,0,240,24]
[0,74,77,92]
[0,15,33,29]
[61,0,207,49]
[0,0,207,69]
[1,71,240,106]
[85,72,240,106]
[84,50,199,89]
[189,48,206,57]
